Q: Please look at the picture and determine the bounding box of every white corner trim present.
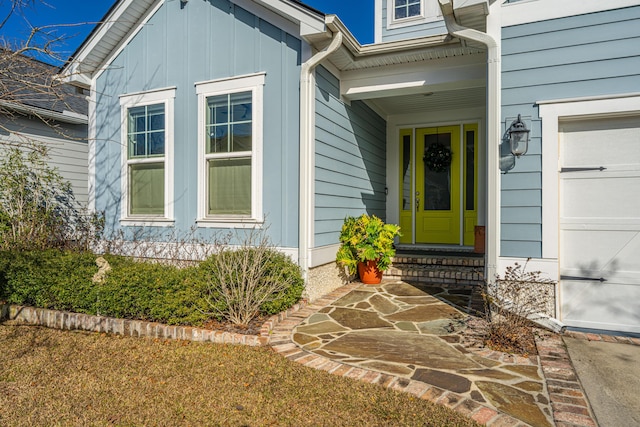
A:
[502,0,640,27]
[88,80,97,213]
[538,93,640,260]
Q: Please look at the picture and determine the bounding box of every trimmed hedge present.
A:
[0,249,304,326]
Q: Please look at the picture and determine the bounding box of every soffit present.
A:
[371,86,487,116]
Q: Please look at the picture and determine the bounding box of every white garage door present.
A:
[560,116,640,334]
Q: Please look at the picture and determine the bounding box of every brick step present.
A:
[388,263,482,280]
[391,254,484,268]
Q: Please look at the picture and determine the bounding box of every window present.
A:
[195,73,265,226]
[395,0,421,20]
[120,87,175,223]
[388,0,441,29]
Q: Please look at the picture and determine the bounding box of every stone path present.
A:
[271,280,562,426]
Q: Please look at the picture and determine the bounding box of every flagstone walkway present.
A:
[270,281,559,427]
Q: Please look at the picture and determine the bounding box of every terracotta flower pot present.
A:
[357,260,383,285]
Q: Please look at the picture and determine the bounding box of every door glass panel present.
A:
[423,133,451,210]
[402,135,412,211]
[465,129,475,211]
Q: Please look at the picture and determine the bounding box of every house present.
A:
[0,54,89,205]
[62,0,640,334]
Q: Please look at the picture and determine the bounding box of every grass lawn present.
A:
[0,324,480,426]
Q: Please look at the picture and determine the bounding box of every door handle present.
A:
[416,198,420,211]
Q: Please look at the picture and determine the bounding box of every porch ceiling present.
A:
[368,85,487,116]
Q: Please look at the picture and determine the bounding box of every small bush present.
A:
[201,229,304,325]
[481,259,555,355]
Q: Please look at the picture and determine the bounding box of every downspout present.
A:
[438,0,500,286]
[299,32,343,282]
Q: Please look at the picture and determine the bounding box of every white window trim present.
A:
[195,72,265,227]
[387,0,441,30]
[119,87,176,225]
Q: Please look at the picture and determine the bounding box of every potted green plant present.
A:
[336,214,401,284]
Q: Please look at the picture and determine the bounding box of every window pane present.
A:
[129,162,165,215]
[395,0,407,6]
[395,6,407,19]
[208,157,251,215]
[466,130,475,211]
[149,110,164,131]
[207,95,228,125]
[128,103,165,158]
[128,106,146,133]
[408,3,421,16]
[129,133,146,157]
[149,131,165,156]
[423,133,451,211]
[232,123,252,152]
[230,92,252,122]
[208,125,229,153]
[402,134,412,211]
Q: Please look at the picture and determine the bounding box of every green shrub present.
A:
[0,243,304,328]
[98,255,210,325]
[0,250,98,311]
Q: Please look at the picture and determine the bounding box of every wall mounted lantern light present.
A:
[507,114,530,157]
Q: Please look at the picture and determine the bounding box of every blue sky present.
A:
[0,0,374,65]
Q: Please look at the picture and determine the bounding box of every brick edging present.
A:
[0,304,270,346]
[535,332,599,427]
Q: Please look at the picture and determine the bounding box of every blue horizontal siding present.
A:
[314,66,387,248]
[501,207,542,224]
[500,5,640,258]
[94,0,302,247]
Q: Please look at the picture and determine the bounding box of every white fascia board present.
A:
[253,0,325,35]
[62,0,154,78]
[502,0,640,27]
[341,57,485,100]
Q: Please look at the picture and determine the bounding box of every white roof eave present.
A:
[62,0,325,87]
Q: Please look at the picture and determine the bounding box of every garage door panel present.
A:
[561,116,640,167]
[561,281,640,333]
[561,176,640,218]
[559,115,640,334]
[560,230,640,274]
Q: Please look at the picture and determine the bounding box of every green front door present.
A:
[399,125,478,245]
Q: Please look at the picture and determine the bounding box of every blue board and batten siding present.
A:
[314,66,387,248]
[500,5,640,258]
[94,0,301,247]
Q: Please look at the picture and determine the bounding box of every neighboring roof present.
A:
[62,0,326,87]
[0,51,88,124]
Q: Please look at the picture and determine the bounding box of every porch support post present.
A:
[438,0,501,284]
[299,31,343,281]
